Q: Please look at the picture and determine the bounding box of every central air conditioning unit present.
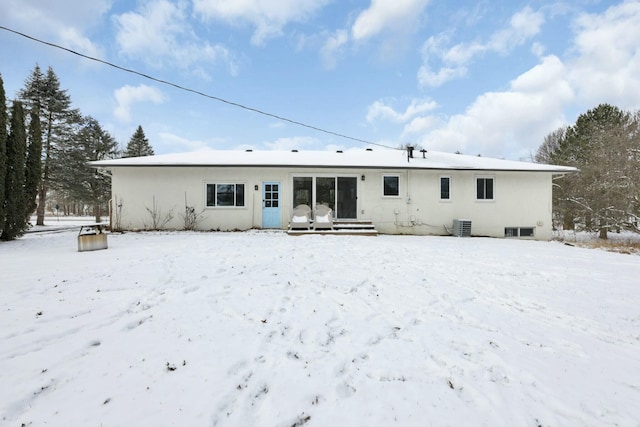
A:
[452,219,471,237]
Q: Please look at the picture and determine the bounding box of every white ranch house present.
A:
[91,148,576,240]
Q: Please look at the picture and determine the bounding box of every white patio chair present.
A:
[290,204,312,230]
[313,204,333,230]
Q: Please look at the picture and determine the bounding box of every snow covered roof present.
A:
[91,148,577,173]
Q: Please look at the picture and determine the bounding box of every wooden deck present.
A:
[287,219,378,236]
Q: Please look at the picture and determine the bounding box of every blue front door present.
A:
[262,182,281,228]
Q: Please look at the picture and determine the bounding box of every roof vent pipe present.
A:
[420,149,427,158]
[407,145,414,162]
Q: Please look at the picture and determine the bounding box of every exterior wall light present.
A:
[361,174,365,181]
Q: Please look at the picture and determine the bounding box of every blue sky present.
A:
[1,0,639,160]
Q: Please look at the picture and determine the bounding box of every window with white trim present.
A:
[476,177,494,200]
[382,175,400,197]
[440,176,451,200]
[206,183,245,207]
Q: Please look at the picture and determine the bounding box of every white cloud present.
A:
[263,136,316,150]
[114,0,237,74]
[193,0,331,45]
[488,6,545,53]
[114,0,184,60]
[408,2,640,160]
[417,34,470,85]
[417,55,573,159]
[59,27,103,58]
[418,6,545,87]
[402,115,440,136]
[366,98,437,123]
[323,144,346,152]
[417,64,468,88]
[351,0,430,41]
[3,0,112,31]
[531,42,546,58]
[409,1,640,160]
[114,84,166,122]
[320,29,349,69]
[567,0,640,110]
[441,41,484,65]
[450,2,488,27]
[157,132,217,152]
[3,0,108,58]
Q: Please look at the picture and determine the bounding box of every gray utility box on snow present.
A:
[452,219,472,237]
[78,224,108,252]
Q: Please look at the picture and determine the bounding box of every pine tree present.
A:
[25,108,42,222]
[124,125,154,157]
[0,74,7,233]
[2,101,27,241]
[18,65,80,225]
[59,116,118,222]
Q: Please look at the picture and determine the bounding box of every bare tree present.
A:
[536,104,640,238]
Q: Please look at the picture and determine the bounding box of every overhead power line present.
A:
[0,25,398,150]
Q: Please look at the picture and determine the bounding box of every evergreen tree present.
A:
[24,108,42,222]
[124,125,154,157]
[59,116,118,222]
[537,104,640,237]
[18,64,80,225]
[0,74,7,233]
[2,101,27,241]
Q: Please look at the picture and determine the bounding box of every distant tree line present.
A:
[536,104,640,239]
[1,65,155,241]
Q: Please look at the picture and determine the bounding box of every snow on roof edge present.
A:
[90,148,577,173]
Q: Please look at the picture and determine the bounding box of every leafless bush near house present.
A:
[112,195,124,231]
[144,196,175,230]
[181,205,206,231]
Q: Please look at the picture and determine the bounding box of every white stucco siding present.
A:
[356,170,553,239]
[469,171,552,239]
[109,165,554,239]
[111,167,292,231]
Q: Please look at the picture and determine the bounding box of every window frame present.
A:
[505,227,535,238]
[439,175,451,201]
[505,227,518,237]
[205,183,246,208]
[519,227,535,237]
[382,174,401,198]
[476,176,494,201]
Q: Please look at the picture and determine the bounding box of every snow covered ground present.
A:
[26,215,108,233]
[1,229,639,427]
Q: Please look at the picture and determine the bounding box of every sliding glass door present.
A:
[337,177,357,219]
[316,177,336,211]
[292,176,357,219]
[293,177,312,207]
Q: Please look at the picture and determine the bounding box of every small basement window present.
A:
[505,227,535,238]
[519,227,535,237]
[383,175,400,197]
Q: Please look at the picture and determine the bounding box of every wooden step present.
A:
[287,219,378,236]
[287,229,378,236]
[333,224,376,230]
